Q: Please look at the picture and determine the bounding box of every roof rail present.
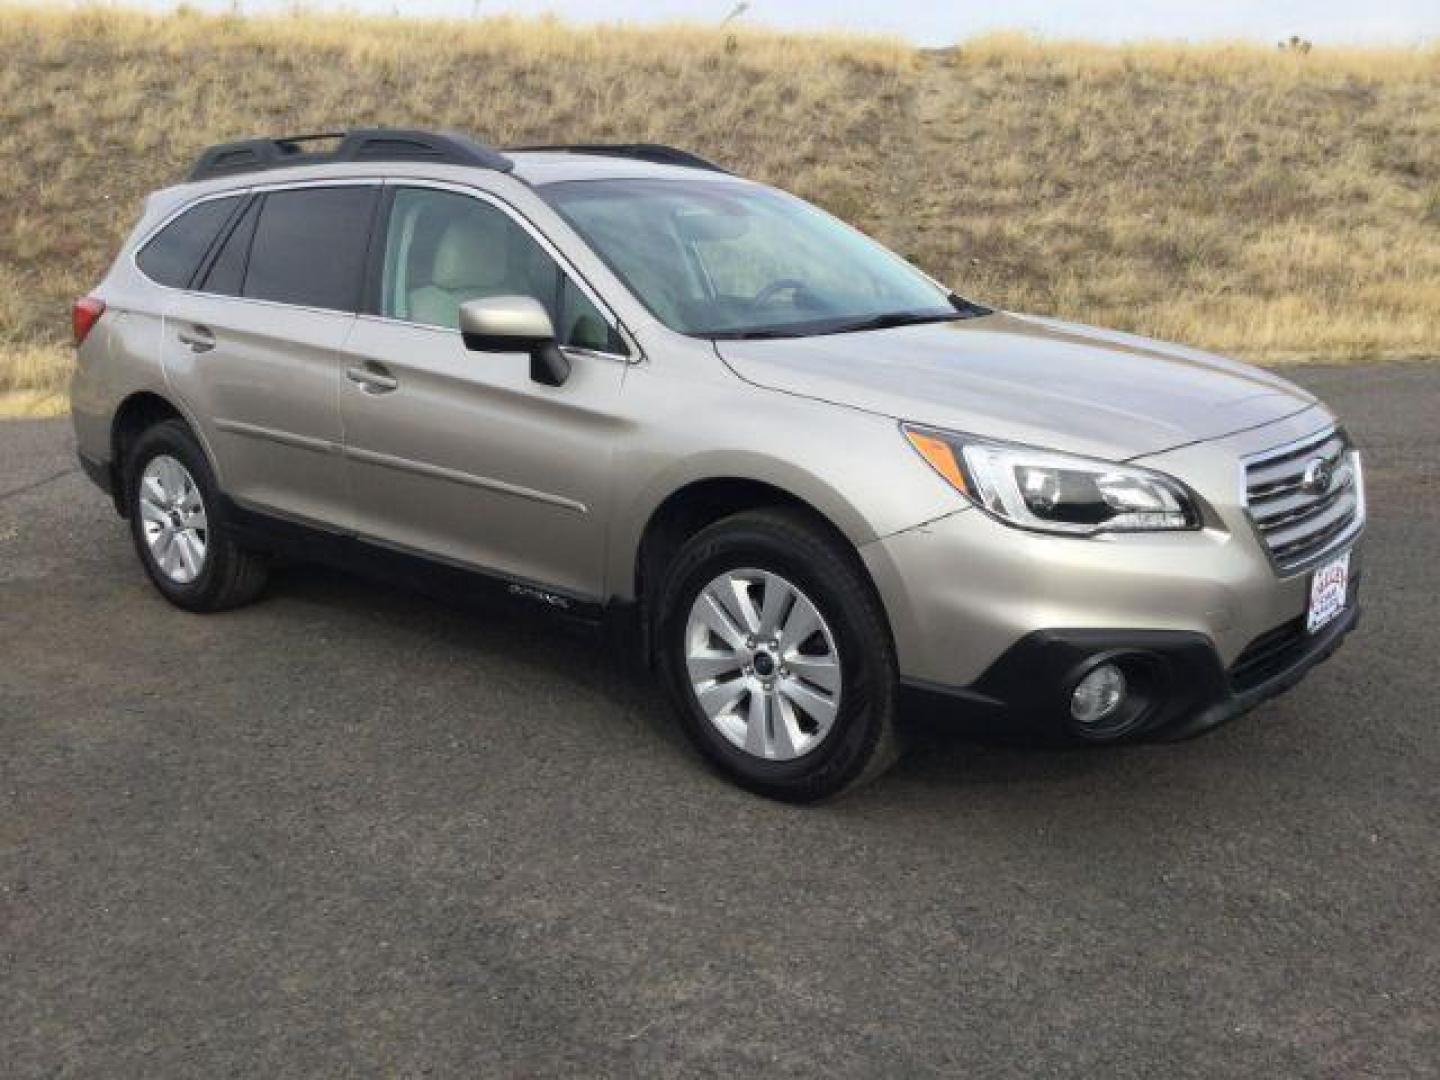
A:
[186,128,515,182]
[506,143,730,174]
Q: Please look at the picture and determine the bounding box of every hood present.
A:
[715,312,1320,460]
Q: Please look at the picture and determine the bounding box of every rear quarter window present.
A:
[200,197,260,296]
[135,196,242,289]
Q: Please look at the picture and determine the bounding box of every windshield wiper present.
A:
[819,294,992,335]
[820,309,968,335]
[948,293,992,318]
[701,296,991,341]
[705,326,816,340]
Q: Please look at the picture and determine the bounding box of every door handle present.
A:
[345,364,399,394]
[176,325,215,353]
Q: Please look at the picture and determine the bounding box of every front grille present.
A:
[1243,426,1364,573]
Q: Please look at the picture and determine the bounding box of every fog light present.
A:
[1071,663,1127,728]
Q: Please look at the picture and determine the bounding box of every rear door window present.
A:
[242,186,378,312]
[136,196,242,289]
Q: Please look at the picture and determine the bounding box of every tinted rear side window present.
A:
[242,186,377,312]
[136,196,241,288]
[200,197,260,296]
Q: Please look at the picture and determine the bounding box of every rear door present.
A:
[339,182,631,600]
[159,182,378,528]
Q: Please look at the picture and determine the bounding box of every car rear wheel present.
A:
[125,418,268,612]
[657,508,900,801]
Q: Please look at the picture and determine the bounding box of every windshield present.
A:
[540,178,981,339]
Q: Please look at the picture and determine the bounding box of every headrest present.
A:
[431,212,509,290]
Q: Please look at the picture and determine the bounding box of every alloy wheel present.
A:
[684,568,842,761]
[138,454,208,584]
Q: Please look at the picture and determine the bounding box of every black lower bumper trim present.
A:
[1166,602,1360,740]
[902,602,1361,743]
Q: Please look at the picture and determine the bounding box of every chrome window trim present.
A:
[350,311,632,367]
[167,290,363,323]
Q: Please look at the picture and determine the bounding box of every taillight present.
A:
[72,296,105,346]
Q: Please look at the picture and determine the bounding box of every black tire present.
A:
[124,418,268,612]
[656,507,901,802]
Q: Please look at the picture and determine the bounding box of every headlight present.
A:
[903,425,1200,535]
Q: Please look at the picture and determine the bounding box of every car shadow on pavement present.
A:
[260,560,1142,799]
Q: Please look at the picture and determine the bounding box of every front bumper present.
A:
[861,504,1344,685]
[861,421,1364,741]
[900,585,1359,742]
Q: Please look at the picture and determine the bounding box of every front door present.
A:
[340,184,631,601]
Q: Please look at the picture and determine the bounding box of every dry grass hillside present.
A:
[2,4,1437,415]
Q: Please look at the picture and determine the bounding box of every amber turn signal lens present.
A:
[904,429,970,496]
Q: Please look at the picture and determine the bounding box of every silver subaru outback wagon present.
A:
[70,129,1364,800]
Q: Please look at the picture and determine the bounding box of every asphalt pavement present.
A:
[2,362,1438,1077]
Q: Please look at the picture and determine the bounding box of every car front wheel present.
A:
[657,508,900,801]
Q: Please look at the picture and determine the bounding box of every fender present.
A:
[605,448,881,603]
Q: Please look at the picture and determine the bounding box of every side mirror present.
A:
[458,296,571,387]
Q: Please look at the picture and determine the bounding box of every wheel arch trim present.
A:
[109,389,224,516]
[610,452,883,605]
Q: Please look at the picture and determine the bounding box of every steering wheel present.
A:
[752,278,812,307]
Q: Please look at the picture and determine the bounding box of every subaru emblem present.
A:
[1301,457,1334,495]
